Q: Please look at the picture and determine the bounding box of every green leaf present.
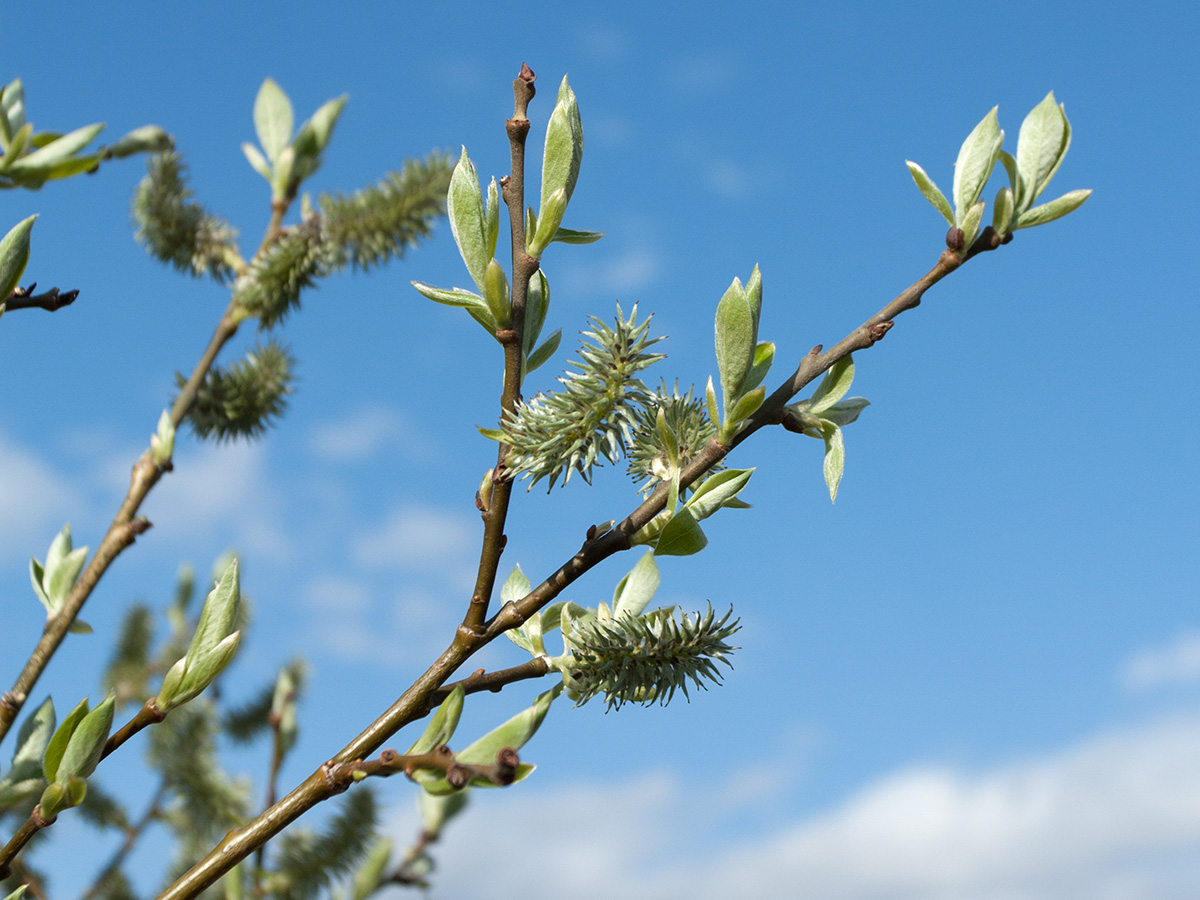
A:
[482,259,511,329]
[47,546,88,608]
[523,269,550,357]
[540,76,583,212]
[527,187,567,259]
[477,426,504,442]
[254,77,293,164]
[686,468,754,521]
[500,565,531,607]
[410,281,489,312]
[4,885,28,900]
[455,685,560,765]
[0,122,32,171]
[242,142,272,181]
[809,355,855,414]
[406,685,464,755]
[952,107,1001,223]
[611,551,660,619]
[2,79,26,135]
[959,199,985,251]
[905,160,955,225]
[705,376,720,432]
[1012,189,1092,230]
[725,385,765,430]
[654,506,708,557]
[525,329,562,375]
[484,177,500,261]
[822,421,846,502]
[102,124,173,158]
[551,227,605,245]
[0,214,36,300]
[992,185,1014,235]
[190,560,240,661]
[820,397,870,427]
[1016,91,1070,210]
[44,697,89,782]
[6,123,104,174]
[447,147,488,290]
[998,149,1022,199]
[742,341,775,395]
[0,697,55,804]
[56,691,114,781]
[417,791,468,840]
[293,95,347,160]
[714,276,754,412]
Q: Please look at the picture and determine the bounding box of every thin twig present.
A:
[101,698,168,761]
[2,284,80,312]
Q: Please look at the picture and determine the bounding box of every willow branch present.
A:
[462,62,539,635]
[420,657,551,715]
[0,805,53,880]
[101,698,168,761]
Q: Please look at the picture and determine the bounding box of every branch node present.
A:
[868,321,894,343]
[808,344,823,357]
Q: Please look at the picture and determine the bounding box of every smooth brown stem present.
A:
[462,65,539,635]
[0,805,53,880]
[101,698,167,761]
[0,305,242,746]
[420,657,551,714]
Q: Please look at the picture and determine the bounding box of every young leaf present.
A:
[992,185,1014,235]
[242,142,272,181]
[447,147,488,290]
[56,691,114,782]
[525,329,562,375]
[551,227,605,245]
[254,77,294,164]
[714,276,754,412]
[1016,91,1070,210]
[540,76,583,213]
[405,685,464,755]
[653,506,708,557]
[611,551,660,620]
[44,698,89,783]
[685,468,754,521]
[959,199,985,251]
[808,355,856,414]
[742,341,775,395]
[1013,189,1092,230]
[905,160,955,225]
[822,421,846,503]
[0,214,36,300]
[6,123,104,175]
[410,281,488,311]
[952,107,1001,223]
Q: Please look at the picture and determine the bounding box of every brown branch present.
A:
[462,62,540,635]
[325,745,520,791]
[0,805,54,881]
[420,657,551,715]
[2,284,79,312]
[101,698,167,761]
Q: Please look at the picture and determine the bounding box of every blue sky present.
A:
[1,2,1198,897]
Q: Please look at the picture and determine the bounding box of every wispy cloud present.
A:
[409,709,1200,900]
[1121,632,1200,691]
[307,405,432,464]
[0,432,80,562]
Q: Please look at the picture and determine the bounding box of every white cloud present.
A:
[559,247,661,299]
[409,709,1200,900]
[352,505,476,574]
[1122,632,1200,691]
[307,406,431,463]
[304,582,455,668]
[0,431,83,562]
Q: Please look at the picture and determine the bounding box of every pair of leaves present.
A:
[244,78,346,200]
[713,266,774,441]
[785,356,869,502]
[157,559,242,711]
[29,523,92,633]
[39,692,115,817]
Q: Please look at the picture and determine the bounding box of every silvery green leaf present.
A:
[56,691,113,781]
[156,656,187,710]
[725,385,765,431]
[483,259,511,329]
[1012,189,1092,230]
[0,214,36,301]
[477,426,504,442]
[189,559,239,661]
[992,186,1014,235]
[0,94,10,148]
[271,145,295,199]
[500,565,531,607]
[809,355,855,414]
[352,836,394,900]
[745,264,762,333]
[448,147,488,290]
[525,206,537,241]
[485,177,500,261]
[2,79,25,135]
[418,791,468,840]
[998,149,1021,199]
[959,199,985,251]
[406,684,464,755]
[822,421,846,503]
[0,697,55,803]
[6,123,104,174]
[523,269,550,356]
[182,631,241,698]
[820,397,870,427]
[4,884,28,900]
[410,281,488,311]
[455,684,560,765]
[539,602,565,635]
[39,780,69,818]
[294,95,346,158]
[952,107,1001,223]
[253,77,293,165]
[905,161,955,225]
[705,376,720,432]
[551,227,604,245]
[0,122,32,170]
[242,142,272,181]
[653,506,708,557]
[714,276,754,412]
[1016,91,1070,209]
[540,76,583,212]
[612,551,660,619]
[686,468,754,521]
[103,124,173,158]
[527,187,567,259]
[43,697,89,783]
[656,407,680,467]
[29,557,51,614]
[151,408,176,466]
[630,509,669,547]
[47,545,88,607]
[742,341,775,395]
[525,329,561,376]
